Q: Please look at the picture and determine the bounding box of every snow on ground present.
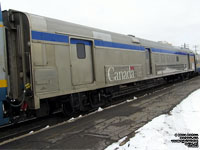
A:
[105,88,200,150]
[127,96,138,102]
[98,107,104,112]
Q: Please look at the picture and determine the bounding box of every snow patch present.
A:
[68,117,75,122]
[127,96,137,102]
[106,137,127,150]
[44,125,50,129]
[106,88,200,150]
[126,99,133,102]
[98,107,103,112]
[29,131,34,134]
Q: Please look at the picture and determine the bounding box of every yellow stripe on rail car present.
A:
[0,24,3,27]
[0,80,7,88]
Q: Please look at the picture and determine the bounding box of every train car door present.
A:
[145,48,152,75]
[193,55,196,71]
[70,38,94,85]
[187,54,191,70]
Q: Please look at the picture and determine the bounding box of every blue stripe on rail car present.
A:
[190,53,195,56]
[94,40,145,51]
[151,48,188,56]
[31,30,194,56]
[70,38,92,46]
[0,4,2,22]
[32,31,69,43]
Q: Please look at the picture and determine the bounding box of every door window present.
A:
[76,43,86,59]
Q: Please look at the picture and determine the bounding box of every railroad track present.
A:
[0,76,194,144]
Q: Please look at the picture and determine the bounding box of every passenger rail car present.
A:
[0,6,199,126]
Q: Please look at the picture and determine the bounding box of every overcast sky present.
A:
[1,0,200,51]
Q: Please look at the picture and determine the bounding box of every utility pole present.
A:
[181,43,189,49]
[194,45,198,54]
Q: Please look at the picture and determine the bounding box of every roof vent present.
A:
[128,35,140,44]
[158,41,172,46]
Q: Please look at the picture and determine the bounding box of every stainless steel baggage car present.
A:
[0,7,198,126]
